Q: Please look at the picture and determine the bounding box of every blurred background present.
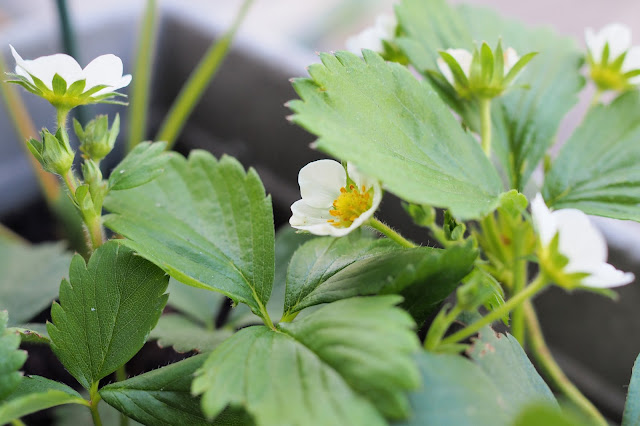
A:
[1,0,640,423]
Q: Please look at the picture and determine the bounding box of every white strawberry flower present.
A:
[531,194,634,288]
[584,23,640,89]
[8,45,131,109]
[290,159,382,237]
[346,14,397,55]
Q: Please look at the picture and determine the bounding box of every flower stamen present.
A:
[328,184,373,228]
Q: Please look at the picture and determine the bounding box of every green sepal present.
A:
[438,50,470,90]
[502,51,538,87]
[52,73,67,96]
[75,114,120,161]
[402,202,436,227]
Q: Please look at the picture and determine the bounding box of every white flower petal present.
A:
[289,200,346,236]
[437,57,454,85]
[603,23,632,59]
[83,54,124,89]
[553,209,608,271]
[299,159,345,208]
[345,14,396,55]
[11,47,83,89]
[531,194,556,246]
[581,263,635,288]
[503,47,520,74]
[584,27,601,59]
[623,46,640,74]
[447,48,473,77]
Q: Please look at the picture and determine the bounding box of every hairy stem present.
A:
[479,97,492,157]
[115,366,129,426]
[441,273,548,346]
[367,217,417,248]
[510,228,527,344]
[524,302,607,426]
[89,381,103,426]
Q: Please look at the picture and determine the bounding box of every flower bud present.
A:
[74,114,120,161]
[27,128,74,176]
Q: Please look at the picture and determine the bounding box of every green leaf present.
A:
[288,49,503,220]
[194,296,420,423]
[0,311,27,401]
[55,396,144,426]
[8,325,51,345]
[623,352,640,426]
[283,236,476,324]
[166,278,226,328]
[395,0,584,191]
[150,314,232,353]
[47,241,169,390]
[108,141,172,190]
[398,328,557,425]
[513,403,586,426]
[468,327,557,410]
[543,91,640,220]
[0,376,87,424]
[100,355,214,425]
[0,239,71,325]
[104,151,274,319]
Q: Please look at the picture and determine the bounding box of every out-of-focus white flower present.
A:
[8,45,131,109]
[290,159,382,237]
[531,194,634,288]
[503,47,520,74]
[584,23,640,89]
[346,14,397,55]
[437,48,473,85]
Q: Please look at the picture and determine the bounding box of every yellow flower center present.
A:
[327,184,373,228]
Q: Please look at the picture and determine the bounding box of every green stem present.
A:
[510,229,527,345]
[62,169,78,196]
[57,108,70,130]
[127,0,158,152]
[441,273,548,346]
[367,218,417,248]
[156,0,254,149]
[424,305,462,351]
[524,302,607,426]
[115,366,129,426]
[10,420,26,426]
[590,88,603,108]
[89,381,103,426]
[86,214,104,250]
[479,97,492,157]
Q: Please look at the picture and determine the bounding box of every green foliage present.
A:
[288,49,503,220]
[0,239,71,326]
[282,235,476,324]
[194,296,420,424]
[623,352,640,426]
[399,329,556,425]
[0,376,87,424]
[150,314,232,353]
[395,0,584,191]
[108,141,172,190]
[47,241,169,390]
[8,325,51,345]
[0,311,27,402]
[544,91,640,221]
[513,404,586,426]
[104,151,275,320]
[100,355,213,425]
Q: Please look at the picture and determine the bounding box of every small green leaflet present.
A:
[0,238,71,325]
[194,296,420,424]
[0,311,27,401]
[150,314,232,353]
[544,91,640,221]
[513,404,587,426]
[108,141,173,191]
[0,376,87,425]
[104,151,275,319]
[283,236,476,324]
[622,352,640,426]
[47,241,169,390]
[395,0,583,191]
[100,355,218,426]
[288,49,503,220]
